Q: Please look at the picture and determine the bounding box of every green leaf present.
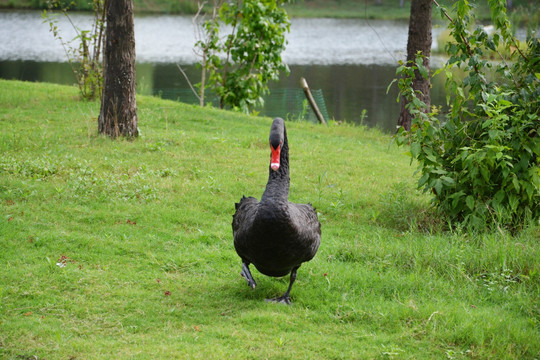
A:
[386,79,397,94]
[395,65,406,75]
[418,172,430,188]
[433,179,443,195]
[415,56,423,68]
[494,190,506,204]
[441,176,455,186]
[418,64,428,80]
[410,142,421,158]
[512,175,520,192]
[466,195,475,210]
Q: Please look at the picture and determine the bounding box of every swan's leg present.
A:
[241,262,257,289]
[266,266,300,305]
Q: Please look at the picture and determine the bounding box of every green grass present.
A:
[0,79,539,359]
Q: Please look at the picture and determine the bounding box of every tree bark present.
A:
[397,0,432,132]
[98,0,138,138]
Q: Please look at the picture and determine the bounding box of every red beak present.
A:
[270,144,281,171]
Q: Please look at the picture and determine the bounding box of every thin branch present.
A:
[364,0,397,63]
[176,63,201,102]
[510,37,529,62]
[62,8,81,39]
[221,20,238,108]
[193,1,222,107]
[247,34,263,76]
[432,0,452,22]
[95,0,106,62]
[192,1,207,42]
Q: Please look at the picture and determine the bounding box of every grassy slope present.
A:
[0,80,538,359]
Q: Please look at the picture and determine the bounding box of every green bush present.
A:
[196,0,290,112]
[395,0,539,231]
[42,0,105,100]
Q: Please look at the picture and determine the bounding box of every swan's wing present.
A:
[232,196,259,237]
[288,202,321,259]
[290,203,321,234]
[232,196,259,262]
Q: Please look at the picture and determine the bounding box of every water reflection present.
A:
[0,60,451,132]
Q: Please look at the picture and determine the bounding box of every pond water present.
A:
[0,10,448,132]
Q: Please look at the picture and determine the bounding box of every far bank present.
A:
[0,0,538,23]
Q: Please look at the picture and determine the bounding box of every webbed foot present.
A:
[265,295,292,305]
[265,266,300,305]
[241,262,257,290]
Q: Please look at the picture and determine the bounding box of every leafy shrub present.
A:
[42,0,105,100]
[394,0,539,231]
[195,0,290,112]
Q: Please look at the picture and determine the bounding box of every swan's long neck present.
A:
[261,129,289,203]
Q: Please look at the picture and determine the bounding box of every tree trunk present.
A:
[397,0,432,132]
[98,0,138,138]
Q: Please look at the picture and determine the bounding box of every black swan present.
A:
[232,117,321,304]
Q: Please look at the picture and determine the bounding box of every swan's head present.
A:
[269,118,285,171]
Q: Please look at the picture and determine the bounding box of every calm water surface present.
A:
[0,10,448,132]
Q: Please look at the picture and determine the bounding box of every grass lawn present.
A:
[0,79,538,359]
